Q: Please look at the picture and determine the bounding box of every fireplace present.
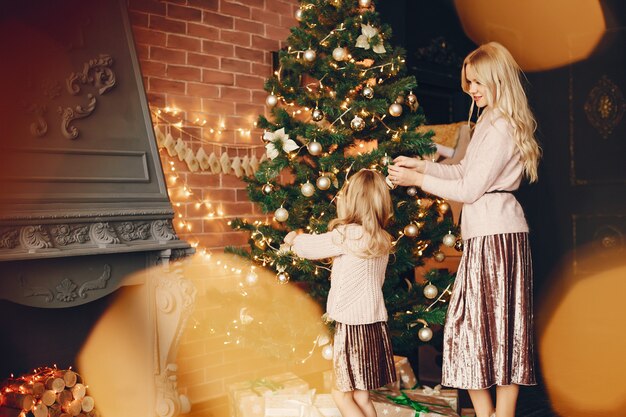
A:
[0,1,194,417]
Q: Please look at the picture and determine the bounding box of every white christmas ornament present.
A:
[434,251,445,262]
[307,141,323,155]
[358,0,372,7]
[264,128,299,160]
[316,175,331,190]
[418,326,433,342]
[423,283,438,299]
[442,232,456,247]
[295,8,303,21]
[355,24,386,54]
[301,181,315,197]
[266,93,278,107]
[303,49,316,62]
[389,103,403,117]
[332,47,348,61]
[276,271,290,284]
[274,207,289,222]
[318,334,331,346]
[321,344,333,360]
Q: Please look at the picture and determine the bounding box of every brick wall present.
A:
[127,1,334,416]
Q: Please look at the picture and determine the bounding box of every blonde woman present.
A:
[388,42,541,417]
[285,169,396,417]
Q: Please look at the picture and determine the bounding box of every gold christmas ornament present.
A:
[307,140,323,155]
[262,183,274,195]
[265,93,278,107]
[442,232,456,247]
[276,271,290,284]
[403,223,419,237]
[311,107,324,122]
[254,238,266,249]
[362,86,374,99]
[407,92,419,111]
[434,251,446,262]
[389,103,403,117]
[407,186,418,197]
[303,49,316,62]
[332,47,348,61]
[274,207,289,222]
[316,175,332,190]
[301,181,316,197]
[395,95,405,104]
[350,115,365,131]
[418,326,433,342]
[358,0,372,8]
[439,201,450,214]
[423,283,439,299]
[295,8,303,21]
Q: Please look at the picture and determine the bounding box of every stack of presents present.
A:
[228,356,475,416]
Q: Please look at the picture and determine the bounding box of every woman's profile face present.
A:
[465,64,489,108]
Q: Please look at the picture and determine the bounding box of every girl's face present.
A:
[465,64,489,108]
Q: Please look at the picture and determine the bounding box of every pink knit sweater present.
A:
[291,224,389,325]
[421,109,529,240]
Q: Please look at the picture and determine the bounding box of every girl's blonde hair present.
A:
[328,169,393,258]
[462,42,542,183]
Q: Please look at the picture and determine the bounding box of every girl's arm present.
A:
[290,230,345,260]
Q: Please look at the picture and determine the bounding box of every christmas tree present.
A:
[227,0,458,356]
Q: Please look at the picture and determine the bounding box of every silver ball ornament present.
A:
[358,0,372,7]
[303,49,316,62]
[295,8,303,21]
[276,271,290,284]
[311,108,324,122]
[265,93,278,107]
[389,103,403,117]
[332,47,348,62]
[434,251,446,262]
[442,232,456,247]
[404,223,419,237]
[418,326,433,342]
[307,141,323,155]
[362,86,374,99]
[244,270,259,286]
[454,239,464,252]
[301,181,316,197]
[350,115,365,131]
[321,344,334,360]
[274,207,289,222]
[423,283,438,299]
[262,183,274,195]
[407,186,418,197]
[316,175,331,190]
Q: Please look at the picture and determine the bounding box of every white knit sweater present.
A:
[291,224,389,325]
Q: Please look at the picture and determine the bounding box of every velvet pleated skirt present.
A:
[442,232,537,390]
[332,321,396,392]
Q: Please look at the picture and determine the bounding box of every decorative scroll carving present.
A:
[66,54,116,96]
[116,221,151,241]
[78,264,112,298]
[0,229,20,249]
[50,224,90,246]
[584,75,626,139]
[89,222,120,245]
[27,103,48,137]
[56,278,79,302]
[58,93,97,139]
[151,220,178,242]
[21,276,54,303]
[20,225,53,250]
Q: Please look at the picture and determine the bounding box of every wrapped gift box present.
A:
[372,390,460,417]
[228,372,309,417]
[394,355,418,389]
[408,385,459,413]
[265,390,341,417]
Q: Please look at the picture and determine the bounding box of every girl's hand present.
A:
[284,231,299,245]
[387,165,422,187]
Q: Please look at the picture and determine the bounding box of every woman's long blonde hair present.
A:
[328,169,393,258]
[462,42,542,183]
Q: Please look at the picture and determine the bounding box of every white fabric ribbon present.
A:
[421,384,442,395]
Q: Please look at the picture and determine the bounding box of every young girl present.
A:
[284,169,396,417]
[387,42,541,417]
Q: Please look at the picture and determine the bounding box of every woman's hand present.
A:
[393,156,425,172]
[387,165,423,187]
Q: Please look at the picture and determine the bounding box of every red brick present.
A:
[129,0,166,15]
[202,11,234,29]
[279,13,297,28]
[202,218,232,233]
[203,99,236,115]
[220,30,251,47]
[168,95,203,113]
[221,87,250,101]
[265,0,292,15]
[234,18,264,35]
[265,24,291,41]
[251,35,279,51]
[234,46,265,63]
[202,69,234,85]
[220,175,247,188]
[235,103,264,117]
[251,8,280,26]
[146,92,166,108]
[188,53,220,69]
[167,34,202,52]
[202,40,234,57]
[139,60,166,77]
[133,27,166,46]
[221,58,251,74]
[187,23,220,40]
[167,4,202,21]
[135,44,150,60]
[150,78,186,95]
[128,10,149,27]
[187,83,220,99]
[220,1,251,18]
[251,62,271,77]
[204,188,238,201]
[188,0,219,10]
[234,74,264,89]
[241,0,265,7]
[186,173,221,187]
[167,65,202,82]
[150,46,186,64]
[149,15,187,34]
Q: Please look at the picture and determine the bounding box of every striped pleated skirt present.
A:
[442,232,537,389]
[332,321,396,392]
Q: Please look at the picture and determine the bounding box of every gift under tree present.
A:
[228,0,458,358]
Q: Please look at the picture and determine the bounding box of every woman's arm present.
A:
[393,156,464,180]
